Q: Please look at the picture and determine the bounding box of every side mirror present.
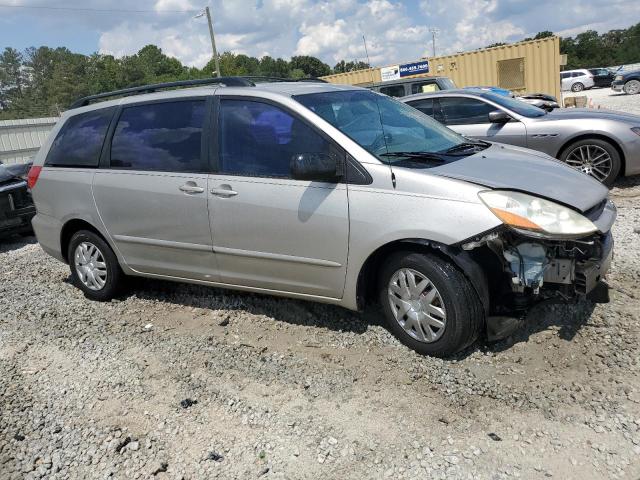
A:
[488,110,511,123]
[291,153,343,182]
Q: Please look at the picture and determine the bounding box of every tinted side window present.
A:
[379,85,406,97]
[411,82,440,94]
[408,98,434,116]
[561,72,570,79]
[110,100,205,172]
[45,108,113,167]
[218,99,331,178]
[439,97,494,125]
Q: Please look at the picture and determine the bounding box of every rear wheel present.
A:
[571,82,584,92]
[624,79,640,95]
[68,230,123,301]
[559,138,621,187]
[378,252,483,357]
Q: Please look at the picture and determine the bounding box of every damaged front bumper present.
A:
[499,230,613,300]
[458,200,616,339]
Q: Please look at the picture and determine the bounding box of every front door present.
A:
[208,98,349,298]
[93,98,217,281]
[437,96,528,147]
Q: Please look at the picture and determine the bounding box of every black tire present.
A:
[571,82,584,92]
[67,230,123,301]
[378,252,484,358]
[559,138,621,187]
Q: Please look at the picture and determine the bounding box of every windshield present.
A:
[294,89,470,163]
[480,91,547,118]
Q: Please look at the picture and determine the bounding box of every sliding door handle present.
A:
[211,185,238,197]
[179,182,205,194]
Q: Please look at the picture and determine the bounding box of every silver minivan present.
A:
[28,78,615,357]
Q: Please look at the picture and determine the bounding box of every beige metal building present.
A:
[322,36,561,98]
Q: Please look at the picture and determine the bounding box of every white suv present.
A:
[561,69,595,92]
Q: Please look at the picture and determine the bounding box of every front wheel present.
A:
[68,230,123,301]
[624,79,640,95]
[378,252,483,357]
[571,82,584,92]
[559,138,621,187]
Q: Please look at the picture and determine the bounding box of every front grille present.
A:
[574,270,587,294]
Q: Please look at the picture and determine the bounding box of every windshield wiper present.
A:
[380,151,446,163]
[441,141,488,155]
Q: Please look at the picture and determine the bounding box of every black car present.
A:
[588,68,616,88]
[0,161,36,239]
[612,69,640,95]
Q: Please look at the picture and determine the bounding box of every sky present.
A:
[1,0,639,68]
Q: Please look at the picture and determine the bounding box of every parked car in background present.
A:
[588,68,616,88]
[561,69,595,92]
[29,78,615,357]
[402,89,640,186]
[612,69,640,95]
[516,93,560,112]
[0,161,35,239]
[369,76,456,97]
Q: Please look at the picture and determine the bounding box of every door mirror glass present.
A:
[291,153,342,182]
[488,110,511,123]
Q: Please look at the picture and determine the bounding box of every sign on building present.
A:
[399,61,429,77]
[381,65,400,81]
[380,61,430,81]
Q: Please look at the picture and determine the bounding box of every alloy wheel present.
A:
[564,144,612,183]
[625,80,640,95]
[387,268,447,343]
[74,241,107,291]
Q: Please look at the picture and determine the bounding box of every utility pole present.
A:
[362,35,375,85]
[429,28,439,57]
[204,6,221,77]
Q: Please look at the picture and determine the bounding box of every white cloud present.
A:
[153,0,196,12]
[7,0,634,69]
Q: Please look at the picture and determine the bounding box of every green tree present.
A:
[289,55,331,77]
[0,47,25,97]
[333,60,370,73]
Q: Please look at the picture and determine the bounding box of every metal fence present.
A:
[0,117,58,165]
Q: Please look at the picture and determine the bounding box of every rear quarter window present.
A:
[45,108,114,168]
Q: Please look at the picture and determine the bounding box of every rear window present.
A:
[45,108,114,168]
[411,81,439,94]
[110,100,206,172]
[379,85,406,97]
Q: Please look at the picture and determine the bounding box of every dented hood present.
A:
[428,143,609,213]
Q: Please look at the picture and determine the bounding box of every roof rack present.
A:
[69,77,255,109]
[241,76,328,83]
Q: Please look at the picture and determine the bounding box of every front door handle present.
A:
[211,185,238,197]
[179,182,205,194]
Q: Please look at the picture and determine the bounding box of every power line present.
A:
[0,4,198,14]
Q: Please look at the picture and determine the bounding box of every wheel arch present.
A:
[355,238,490,315]
[556,133,626,176]
[60,218,109,264]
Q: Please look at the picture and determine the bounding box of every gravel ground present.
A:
[1,183,640,480]
[561,87,640,114]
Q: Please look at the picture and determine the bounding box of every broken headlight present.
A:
[478,190,597,238]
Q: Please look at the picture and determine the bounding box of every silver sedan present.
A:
[402,89,640,186]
